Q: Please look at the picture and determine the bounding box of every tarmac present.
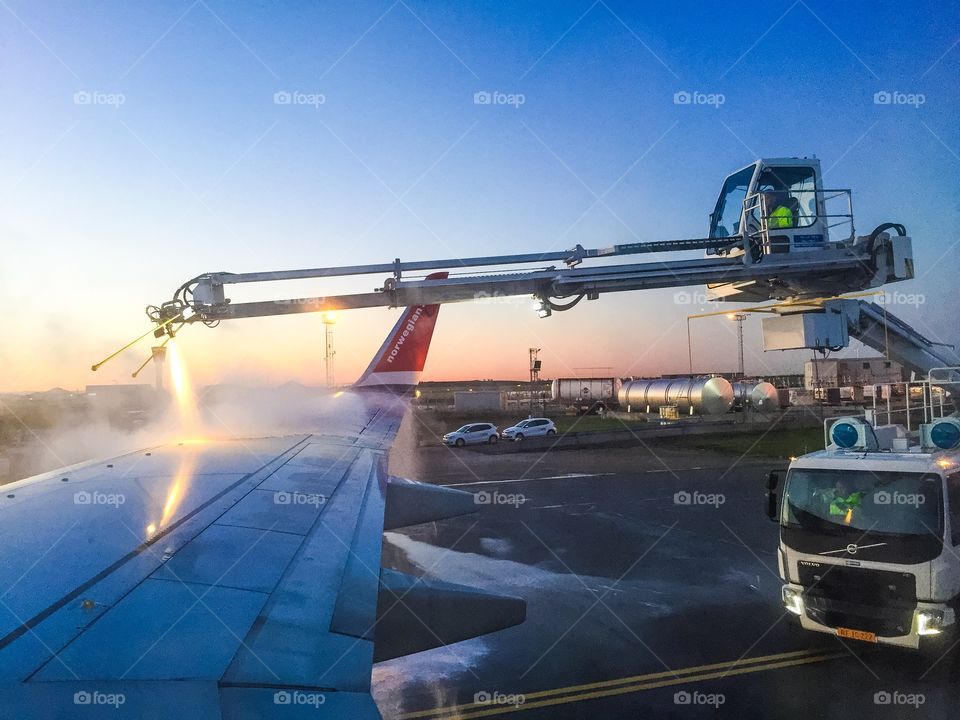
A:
[377,421,960,719]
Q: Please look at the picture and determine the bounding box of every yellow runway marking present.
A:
[397,648,846,719]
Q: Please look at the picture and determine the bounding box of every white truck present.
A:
[768,412,960,649]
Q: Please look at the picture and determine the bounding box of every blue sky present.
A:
[1,0,958,390]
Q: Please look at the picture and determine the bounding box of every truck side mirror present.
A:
[766,469,784,522]
[767,469,783,491]
[766,490,779,522]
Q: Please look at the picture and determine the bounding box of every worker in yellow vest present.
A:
[826,478,864,519]
[761,191,794,229]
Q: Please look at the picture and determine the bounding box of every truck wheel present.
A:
[455,438,465,447]
[488,434,498,444]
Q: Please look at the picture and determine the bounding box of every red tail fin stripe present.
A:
[371,304,438,373]
[353,272,446,388]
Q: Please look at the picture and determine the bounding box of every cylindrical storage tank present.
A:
[732,382,750,408]
[733,381,780,411]
[551,377,622,404]
[618,377,734,415]
[750,382,780,410]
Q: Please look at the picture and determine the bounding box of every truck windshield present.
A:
[782,468,943,537]
[710,165,755,238]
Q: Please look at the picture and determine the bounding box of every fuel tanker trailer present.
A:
[733,381,780,411]
[550,377,622,408]
[618,377,734,415]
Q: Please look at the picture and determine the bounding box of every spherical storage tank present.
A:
[732,381,780,411]
[618,377,734,415]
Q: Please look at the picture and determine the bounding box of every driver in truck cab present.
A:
[826,477,864,518]
[761,191,795,229]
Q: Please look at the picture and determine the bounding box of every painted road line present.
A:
[447,651,847,719]
[397,648,840,719]
[402,647,821,714]
[443,473,611,487]
[539,473,614,480]
[442,478,541,487]
[528,502,596,510]
[444,469,724,486]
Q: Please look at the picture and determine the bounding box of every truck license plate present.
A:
[836,627,877,643]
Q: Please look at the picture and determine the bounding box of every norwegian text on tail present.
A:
[352,272,446,393]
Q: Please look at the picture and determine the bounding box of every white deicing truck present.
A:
[769,407,960,649]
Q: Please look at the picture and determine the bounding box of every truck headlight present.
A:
[917,610,944,636]
[782,586,804,616]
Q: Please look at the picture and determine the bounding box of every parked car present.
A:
[501,418,557,441]
[442,422,499,447]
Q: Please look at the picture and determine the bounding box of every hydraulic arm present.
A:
[148,231,910,330]
[107,155,950,401]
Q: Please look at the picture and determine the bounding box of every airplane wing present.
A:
[0,277,525,719]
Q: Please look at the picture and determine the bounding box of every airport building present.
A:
[453,390,504,412]
[803,357,904,390]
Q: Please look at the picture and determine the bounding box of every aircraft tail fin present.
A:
[352,272,446,392]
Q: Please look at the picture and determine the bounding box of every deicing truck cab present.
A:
[769,415,960,649]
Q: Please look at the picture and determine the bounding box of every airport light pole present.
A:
[323,312,337,388]
[729,313,747,378]
[529,348,541,415]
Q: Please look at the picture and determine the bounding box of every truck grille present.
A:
[797,561,917,637]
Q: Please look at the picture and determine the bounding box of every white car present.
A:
[501,418,557,441]
[442,423,499,447]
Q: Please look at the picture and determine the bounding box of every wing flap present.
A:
[151,524,303,592]
[219,686,382,719]
[374,570,526,662]
[329,456,387,641]
[383,476,477,531]
[36,579,269,681]
[222,448,378,691]
[0,680,220,720]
